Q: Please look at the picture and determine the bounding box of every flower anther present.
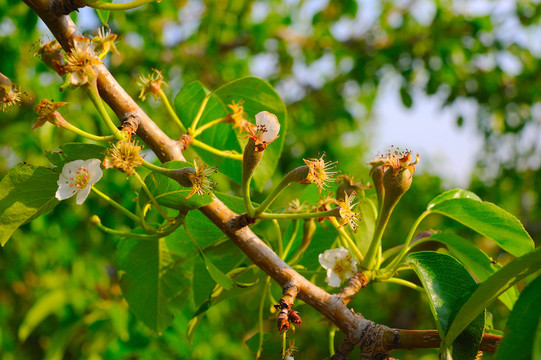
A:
[300,153,338,194]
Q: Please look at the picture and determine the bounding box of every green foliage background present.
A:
[1,0,540,359]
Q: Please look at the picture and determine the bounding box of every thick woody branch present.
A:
[382,329,500,353]
[23,1,503,357]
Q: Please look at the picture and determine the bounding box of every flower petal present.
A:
[327,270,342,287]
[255,111,280,143]
[84,158,103,184]
[75,185,92,205]
[55,183,77,201]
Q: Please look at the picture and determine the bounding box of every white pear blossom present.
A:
[318,247,358,287]
[56,159,103,205]
[255,110,280,144]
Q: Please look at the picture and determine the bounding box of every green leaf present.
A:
[18,289,69,342]
[428,232,518,309]
[427,189,481,209]
[428,198,534,257]
[174,81,243,185]
[95,9,110,25]
[140,161,213,211]
[495,275,541,360]
[446,247,541,345]
[45,142,107,170]
[0,164,59,246]
[534,318,541,359]
[174,77,287,191]
[201,253,234,290]
[407,252,485,360]
[213,76,287,190]
[115,235,193,333]
[184,192,248,249]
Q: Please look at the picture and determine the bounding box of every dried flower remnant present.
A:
[318,247,358,287]
[248,111,280,151]
[226,99,256,134]
[369,146,420,177]
[138,69,167,101]
[32,99,69,130]
[56,159,103,205]
[300,153,338,194]
[333,192,361,231]
[55,36,102,87]
[34,40,63,70]
[103,138,145,176]
[0,73,23,112]
[185,157,217,199]
[92,27,120,59]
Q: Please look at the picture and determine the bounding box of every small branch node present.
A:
[230,213,256,230]
[356,320,393,360]
[178,134,193,151]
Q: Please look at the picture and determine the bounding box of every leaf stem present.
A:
[254,175,292,216]
[84,84,124,140]
[281,330,287,359]
[133,172,174,221]
[381,277,424,292]
[281,219,300,261]
[256,276,271,359]
[191,139,243,160]
[382,210,430,276]
[257,208,339,221]
[157,88,187,133]
[189,93,211,133]
[272,219,284,257]
[329,326,336,357]
[60,120,115,142]
[85,0,155,10]
[91,186,140,223]
[141,159,175,175]
[191,116,228,138]
[361,197,395,270]
[328,217,364,263]
[93,218,159,239]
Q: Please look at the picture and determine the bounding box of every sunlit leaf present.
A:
[446,247,541,345]
[428,232,518,309]
[0,164,58,246]
[407,251,485,360]
[428,198,534,257]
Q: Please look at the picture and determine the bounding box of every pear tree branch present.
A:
[22,2,501,358]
